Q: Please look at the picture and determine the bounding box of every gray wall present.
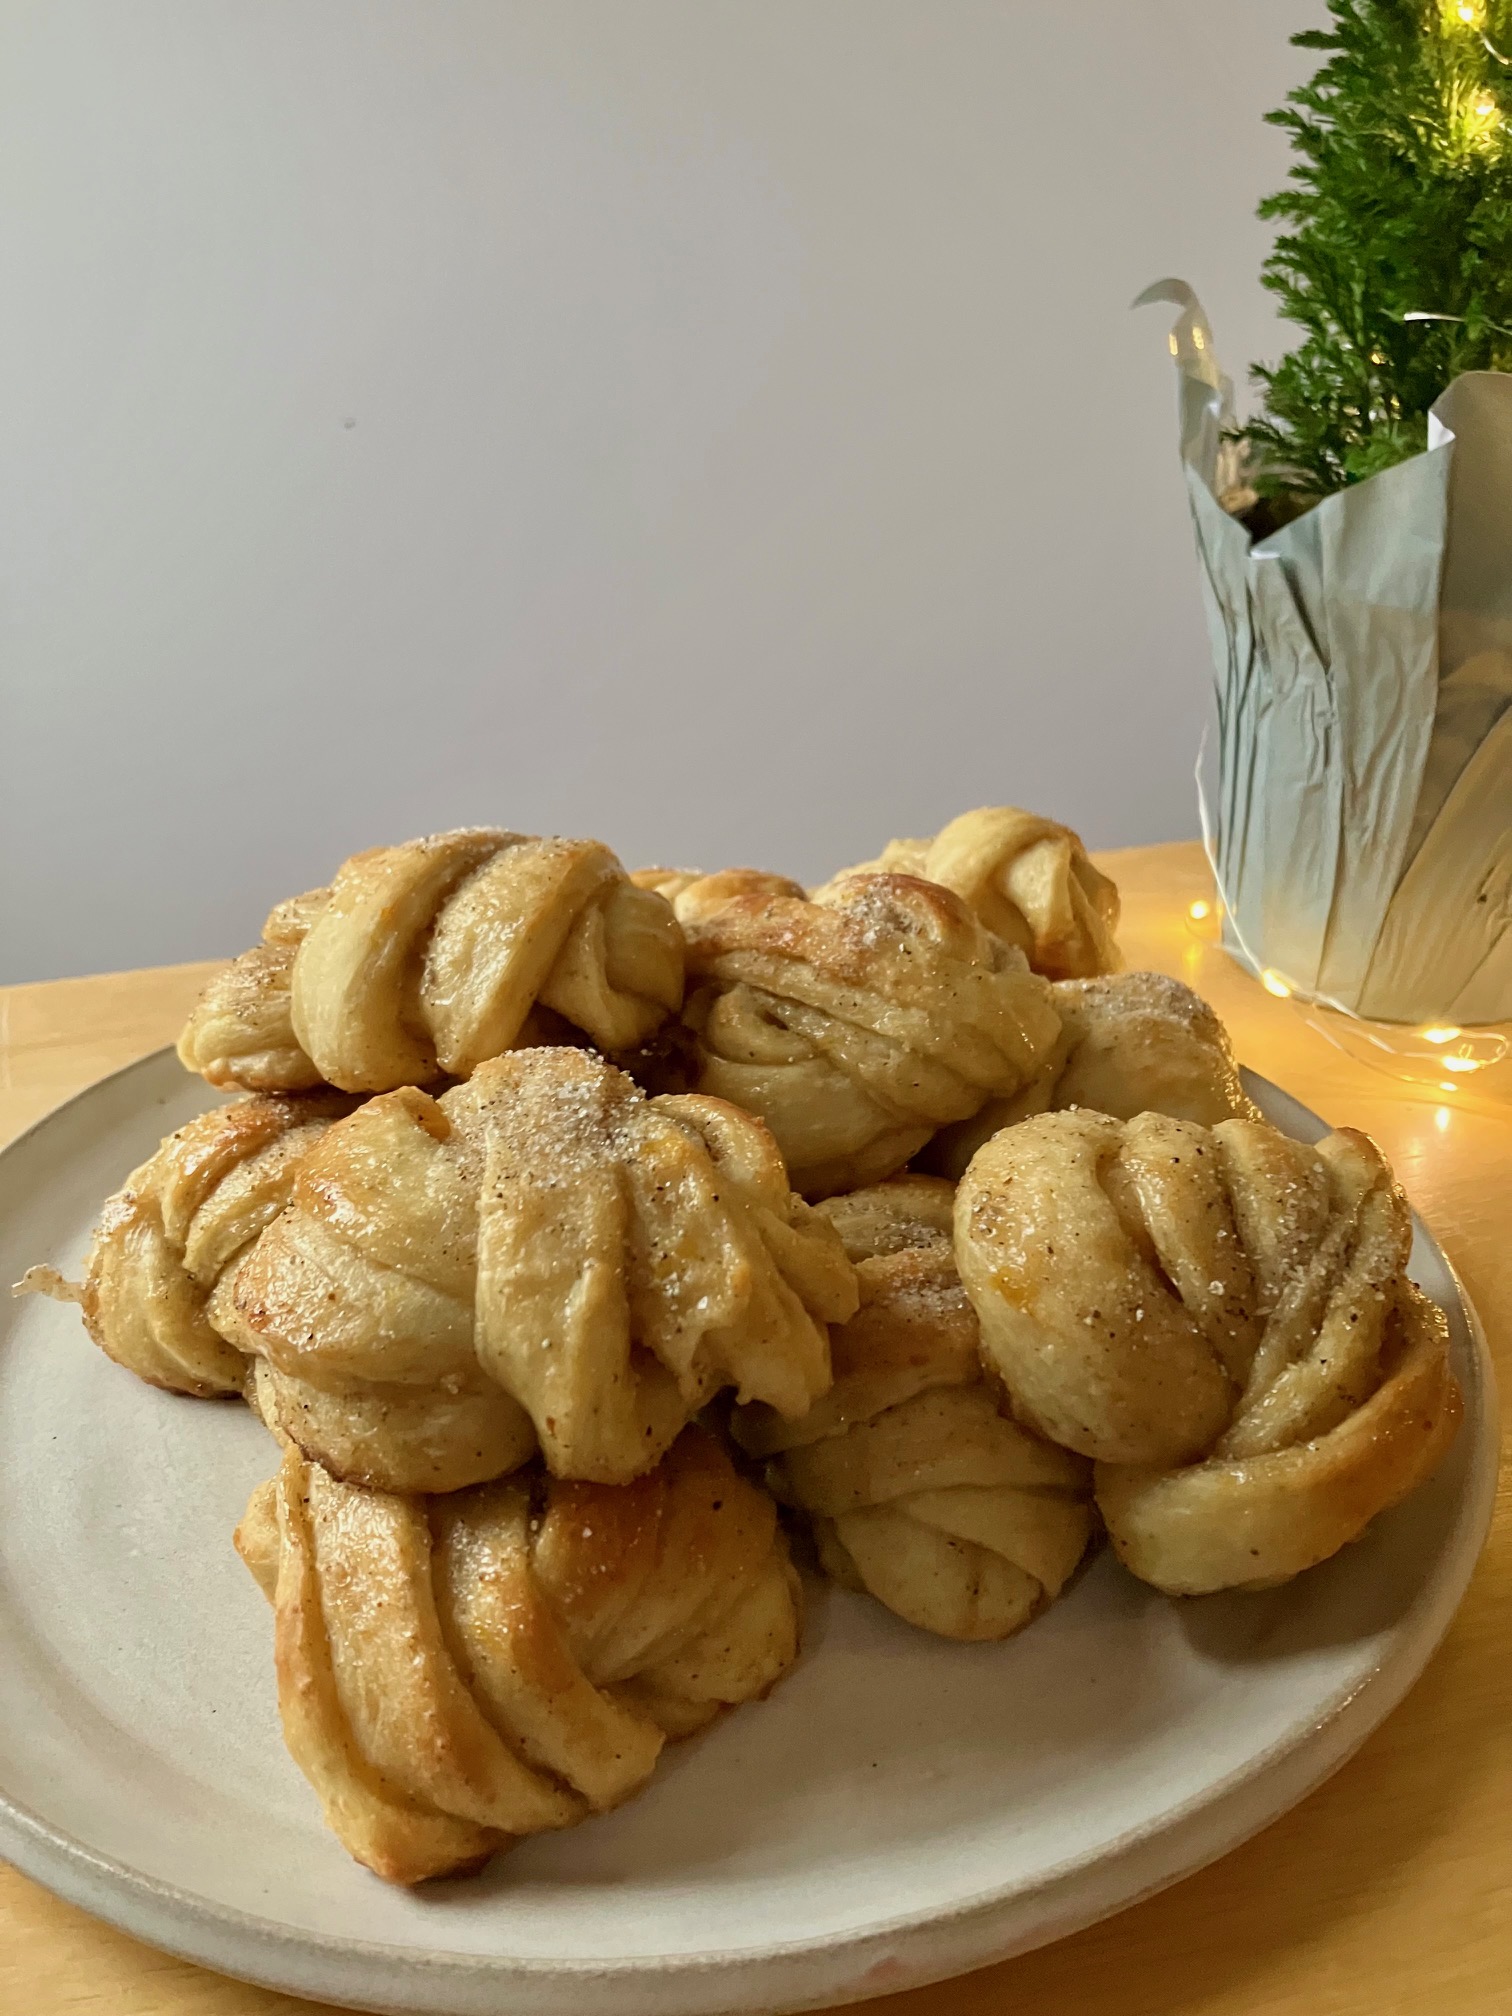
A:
[1,2,1319,982]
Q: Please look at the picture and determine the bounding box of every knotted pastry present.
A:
[678,873,1061,1198]
[235,1428,802,1883]
[814,806,1121,980]
[16,1088,538,1492]
[955,1110,1462,1590]
[225,1046,857,1487]
[16,1091,353,1398]
[735,1176,1091,1641]
[631,867,807,923]
[927,970,1255,1179]
[179,829,685,1094]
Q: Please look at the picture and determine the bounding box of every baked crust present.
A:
[736,1174,1091,1641]
[815,805,1121,980]
[227,1047,858,1488]
[928,970,1255,1178]
[235,1429,802,1883]
[678,872,1061,1198]
[955,1110,1462,1591]
[180,829,684,1093]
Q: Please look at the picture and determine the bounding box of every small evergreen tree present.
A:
[1246,0,1512,515]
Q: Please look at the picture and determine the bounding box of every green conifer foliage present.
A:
[1247,0,1512,511]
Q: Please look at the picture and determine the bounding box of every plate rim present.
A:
[0,1048,1499,2014]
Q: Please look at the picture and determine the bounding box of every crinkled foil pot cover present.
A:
[1143,280,1512,1026]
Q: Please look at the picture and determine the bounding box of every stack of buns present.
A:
[23,806,1460,1883]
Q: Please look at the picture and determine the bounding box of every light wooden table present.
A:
[1,840,1508,2016]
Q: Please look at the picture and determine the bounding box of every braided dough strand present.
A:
[927,970,1255,1179]
[16,1092,353,1397]
[235,1428,800,1883]
[954,1110,1462,1590]
[680,873,1061,1198]
[814,805,1120,980]
[228,1048,857,1487]
[737,1175,1091,1641]
[179,830,684,1094]
[22,1085,539,1491]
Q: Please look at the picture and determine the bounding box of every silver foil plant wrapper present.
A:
[1143,280,1512,1025]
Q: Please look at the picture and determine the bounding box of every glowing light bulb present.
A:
[1188,899,1211,922]
[1421,1025,1461,1044]
[1260,969,1292,998]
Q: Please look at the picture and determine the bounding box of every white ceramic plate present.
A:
[0,1053,1497,2016]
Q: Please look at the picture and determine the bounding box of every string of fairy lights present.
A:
[1452,0,1512,67]
[1186,745,1509,1105]
[1444,2,1511,136]
[1183,885,1508,1104]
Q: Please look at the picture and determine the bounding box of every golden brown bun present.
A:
[678,873,1061,1199]
[242,1356,536,1498]
[25,1086,536,1490]
[180,830,684,1094]
[1094,1284,1460,1594]
[814,806,1120,980]
[235,1429,801,1883]
[735,1175,1091,1641]
[226,1047,857,1487]
[26,1092,353,1398]
[631,867,807,924]
[927,970,1255,1179]
[954,1110,1461,1591]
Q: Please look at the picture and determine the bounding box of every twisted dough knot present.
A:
[955,1110,1462,1591]
[814,806,1121,980]
[178,829,685,1094]
[235,1429,801,1884]
[226,1046,857,1488]
[17,1092,354,1399]
[678,872,1062,1199]
[631,867,807,924]
[735,1176,1091,1641]
[23,1089,537,1492]
[927,971,1255,1180]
